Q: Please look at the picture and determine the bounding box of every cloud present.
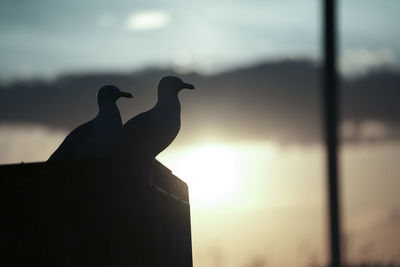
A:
[340,48,397,76]
[126,10,171,31]
[0,60,399,145]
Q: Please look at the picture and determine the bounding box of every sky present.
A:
[1,0,400,266]
[0,0,399,81]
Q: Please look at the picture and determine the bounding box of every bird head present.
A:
[158,76,195,96]
[97,85,133,104]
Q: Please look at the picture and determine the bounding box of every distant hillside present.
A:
[1,60,399,144]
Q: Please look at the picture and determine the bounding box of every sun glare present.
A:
[159,144,244,207]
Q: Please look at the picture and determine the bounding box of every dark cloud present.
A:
[0,60,399,144]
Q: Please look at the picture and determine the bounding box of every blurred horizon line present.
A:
[1,57,399,86]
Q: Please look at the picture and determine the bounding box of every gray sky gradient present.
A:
[1,0,399,81]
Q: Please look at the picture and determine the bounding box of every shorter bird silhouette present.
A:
[48,85,133,161]
[122,76,195,158]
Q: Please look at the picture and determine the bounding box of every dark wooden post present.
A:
[323,0,342,266]
[0,158,193,267]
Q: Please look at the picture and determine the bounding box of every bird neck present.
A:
[98,101,122,123]
[157,90,180,104]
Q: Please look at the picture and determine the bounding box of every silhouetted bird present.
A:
[122,76,195,158]
[48,85,132,161]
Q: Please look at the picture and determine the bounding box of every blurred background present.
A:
[1,0,399,266]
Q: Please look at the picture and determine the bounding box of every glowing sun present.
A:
[159,144,243,207]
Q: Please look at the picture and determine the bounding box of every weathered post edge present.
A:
[0,158,193,267]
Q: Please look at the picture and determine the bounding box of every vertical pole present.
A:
[323,0,342,266]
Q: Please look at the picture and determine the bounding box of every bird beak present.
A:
[182,82,195,90]
[119,91,133,98]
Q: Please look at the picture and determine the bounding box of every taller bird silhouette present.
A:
[122,76,195,158]
[48,85,133,161]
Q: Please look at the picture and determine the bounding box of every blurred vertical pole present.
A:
[323,0,342,266]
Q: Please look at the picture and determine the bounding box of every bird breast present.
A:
[151,108,181,139]
[145,103,181,155]
[75,105,123,158]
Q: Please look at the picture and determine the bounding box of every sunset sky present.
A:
[1,0,399,266]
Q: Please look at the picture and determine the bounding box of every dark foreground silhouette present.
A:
[48,85,132,161]
[122,76,195,158]
[0,158,192,266]
[48,76,195,161]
